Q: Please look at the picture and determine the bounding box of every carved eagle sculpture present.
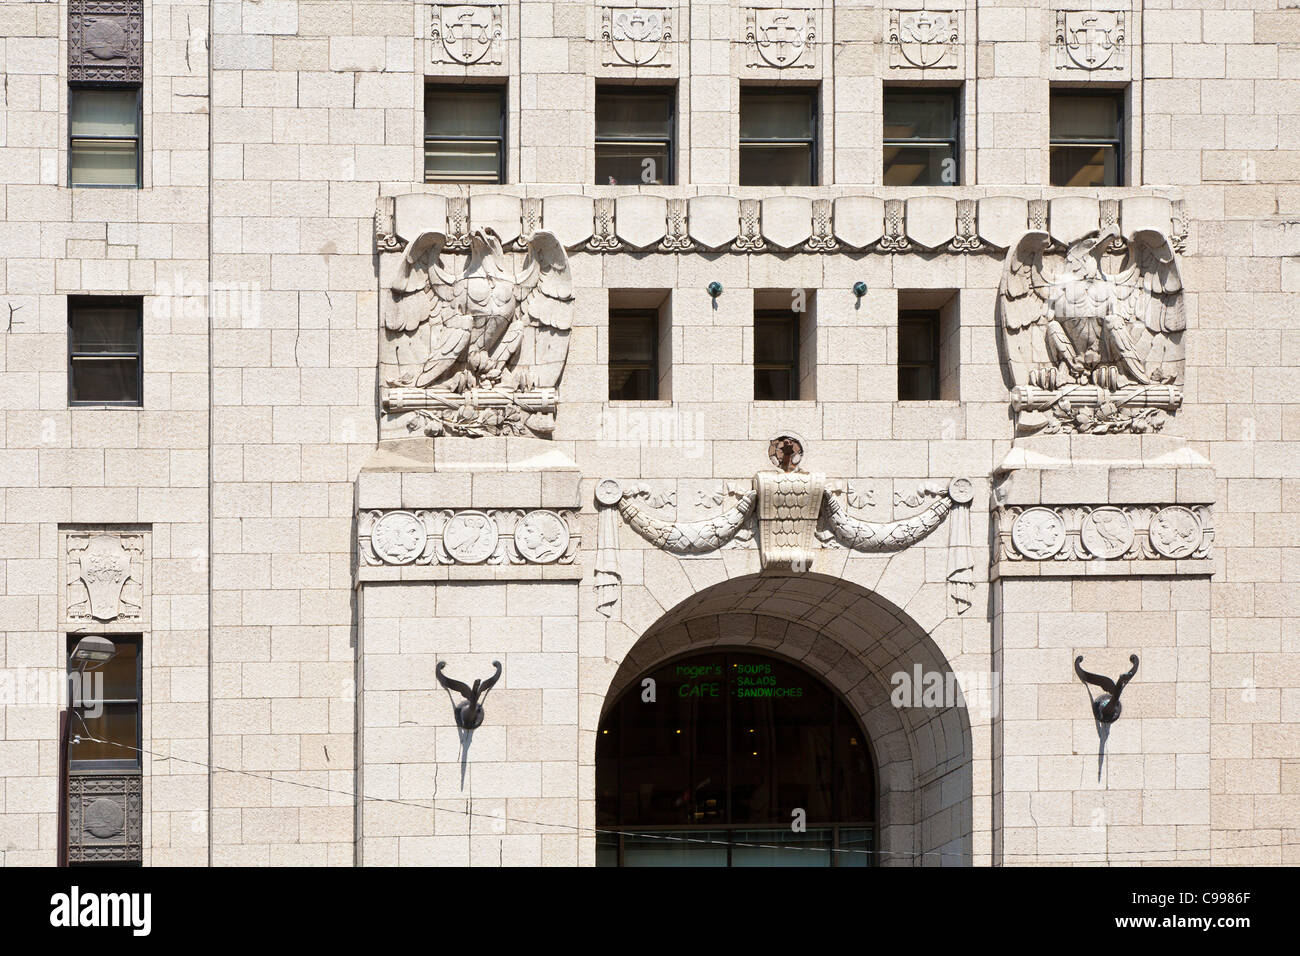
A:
[387,227,573,392]
[997,225,1184,391]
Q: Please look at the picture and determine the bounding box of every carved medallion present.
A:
[1080,507,1135,559]
[595,478,625,507]
[69,1,144,83]
[83,797,126,840]
[602,7,672,67]
[1011,507,1067,559]
[1055,11,1125,71]
[442,511,500,564]
[745,8,816,69]
[371,511,429,566]
[431,4,503,65]
[889,10,960,69]
[514,510,571,564]
[1149,506,1203,559]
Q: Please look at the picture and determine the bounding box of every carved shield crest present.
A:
[604,8,670,66]
[890,11,959,69]
[77,534,135,622]
[746,9,814,68]
[1055,11,1125,71]
[432,5,502,65]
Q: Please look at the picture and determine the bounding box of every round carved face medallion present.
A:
[371,511,427,565]
[1011,507,1066,559]
[514,510,570,564]
[595,478,623,507]
[1149,506,1202,559]
[443,511,499,564]
[1080,507,1135,559]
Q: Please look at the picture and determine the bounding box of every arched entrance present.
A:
[597,649,876,866]
[595,573,975,866]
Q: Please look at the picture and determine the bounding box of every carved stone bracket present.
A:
[359,508,580,567]
[69,0,144,84]
[994,503,1213,573]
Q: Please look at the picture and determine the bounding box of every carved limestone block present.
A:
[1054,10,1127,73]
[358,508,580,567]
[744,8,817,69]
[376,213,574,439]
[69,0,144,84]
[60,528,149,629]
[994,503,1214,574]
[601,7,673,67]
[889,10,961,70]
[997,226,1185,435]
[429,4,503,66]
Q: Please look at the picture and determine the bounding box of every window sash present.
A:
[739,89,818,186]
[67,636,141,771]
[609,311,660,400]
[424,86,505,184]
[68,86,142,188]
[68,297,144,407]
[1050,91,1125,186]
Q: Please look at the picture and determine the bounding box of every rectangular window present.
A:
[609,309,661,400]
[424,85,505,184]
[898,311,940,401]
[754,310,801,401]
[1050,89,1124,187]
[69,87,141,188]
[67,635,141,772]
[740,88,817,187]
[596,87,674,185]
[883,88,959,186]
[68,296,143,407]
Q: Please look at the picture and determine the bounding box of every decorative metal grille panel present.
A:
[68,773,142,864]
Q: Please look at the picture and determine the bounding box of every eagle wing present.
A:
[997,231,1054,386]
[516,230,574,388]
[1107,230,1184,384]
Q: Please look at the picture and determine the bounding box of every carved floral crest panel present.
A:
[602,7,673,67]
[889,10,961,70]
[430,3,503,65]
[1054,10,1127,72]
[744,8,817,69]
[69,0,144,84]
[60,528,149,629]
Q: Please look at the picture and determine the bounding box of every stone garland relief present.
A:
[602,7,673,67]
[69,0,144,84]
[745,8,817,69]
[889,10,960,70]
[378,221,574,439]
[997,504,1213,563]
[997,226,1185,435]
[64,531,146,624]
[594,439,975,618]
[359,508,580,567]
[430,3,503,65]
[1054,10,1126,71]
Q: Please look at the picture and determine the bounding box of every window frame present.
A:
[67,295,145,408]
[66,633,142,774]
[738,86,818,187]
[423,83,507,185]
[753,308,801,401]
[67,83,143,190]
[1049,87,1126,188]
[608,308,661,401]
[882,86,961,187]
[897,309,941,402]
[595,85,676,186]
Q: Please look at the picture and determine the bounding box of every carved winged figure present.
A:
[387,227,573,392]
[998,225,1184,392]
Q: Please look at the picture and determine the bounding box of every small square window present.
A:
[740,88,817,187]
[68,297,143,406]
[609,309,660,400]
[596,87,674,185]
[1050,89,1124,186]
[883,88,959,186]
[754,310,801,401]
[69,87,141,188]
[424,86,505,184]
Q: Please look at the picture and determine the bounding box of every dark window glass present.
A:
[739,89,816,186]
[883,88,959,186]
[1050,90,1124,186]
[68,297,143,406]
[898,310,940,401]
[596,651,876,867]
[67,636,140,770]
[69,87,141,188]
[596,88,674,185]
[609,310,660,400]
[424,87,504,184]
[754,311,799,400]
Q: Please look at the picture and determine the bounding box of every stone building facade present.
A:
[0,0,1297,866]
